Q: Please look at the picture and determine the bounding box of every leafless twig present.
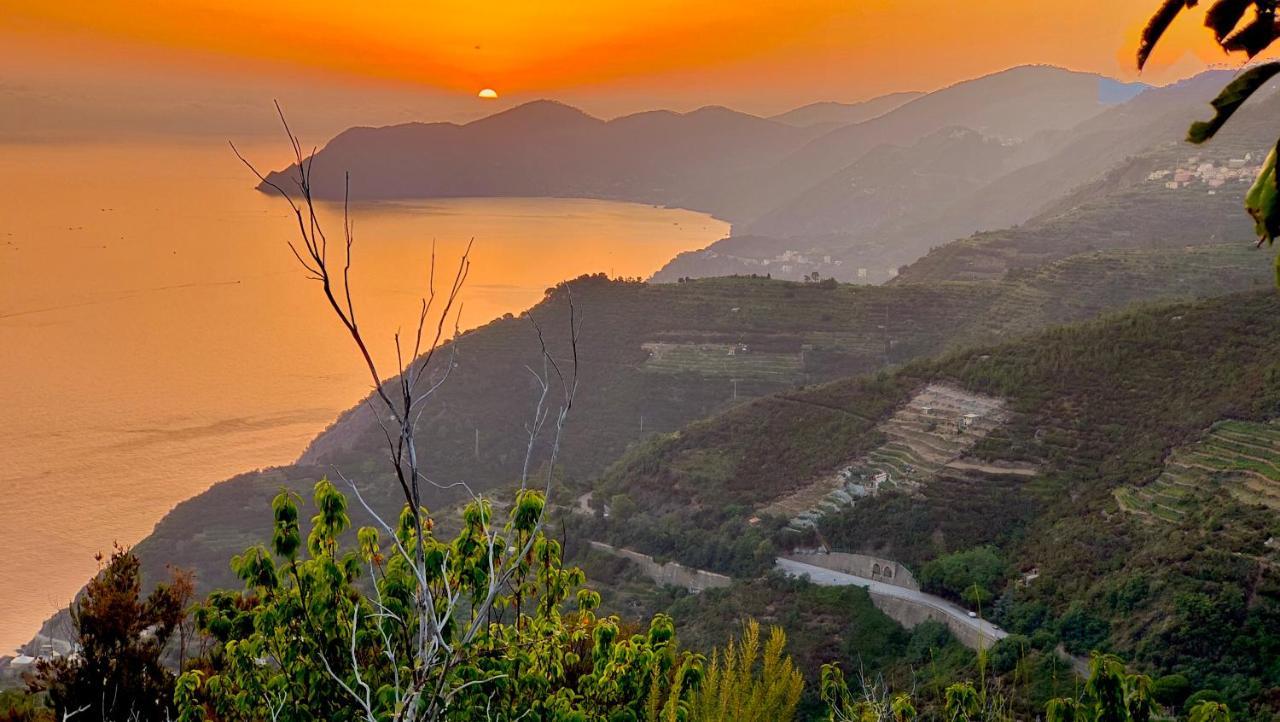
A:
[235,104,581,722]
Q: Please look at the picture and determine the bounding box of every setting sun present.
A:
[478,88,499,99]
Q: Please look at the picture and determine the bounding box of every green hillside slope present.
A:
[114,243,1269,597]
[110,239,1269,593]
[583,291,1280,716]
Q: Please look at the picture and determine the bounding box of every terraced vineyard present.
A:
[961,245,1273,342]
[765,384,1036,529]
[1116,419,1280,521]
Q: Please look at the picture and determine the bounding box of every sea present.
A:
[0,139,727,653]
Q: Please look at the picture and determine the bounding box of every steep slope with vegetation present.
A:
[582,291,1280,716]
[1116,418,1280,518]
[895,80,1280,284]
[745,127,1025,240]
[99,241,1271,605]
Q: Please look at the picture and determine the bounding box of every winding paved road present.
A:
[775,557,1007,646]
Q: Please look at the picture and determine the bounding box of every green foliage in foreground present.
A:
[168,481,811,722]
[167,481,1238,721]
[819,651,1232,722]
[4,512,1242,721]
[0,690,51,722]
[175,479,706,721]
[688,621,804,722]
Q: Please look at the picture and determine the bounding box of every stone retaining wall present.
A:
[867,594,996,650]
[787,550,919,590]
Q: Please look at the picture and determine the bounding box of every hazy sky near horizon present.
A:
[0,0,1261,139]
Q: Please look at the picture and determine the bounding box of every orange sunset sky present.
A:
[0,0,1261,137]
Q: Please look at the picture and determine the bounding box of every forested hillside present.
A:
[83,240,1273,610]
[581,290,1280,717]
[9,235,1229,648]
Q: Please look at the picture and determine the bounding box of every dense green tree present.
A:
[1153,674,1193,708]
[919,547,1009,608]
[1185,690,1228,717]
[1189,700,1232,722]
[1056,603,1111,657]
[904,620,953,665]
[986,635,1029,677]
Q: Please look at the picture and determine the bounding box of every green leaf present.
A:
[1245,144,1278,245]
[1188,62,1280,143]
[1188,700,1233,722]
[1139,0,1200,69]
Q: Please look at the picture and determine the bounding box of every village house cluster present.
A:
[1147,153,1263,194]
[697,246,898,282]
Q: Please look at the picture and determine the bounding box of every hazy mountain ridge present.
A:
[654,70,1237,284]
[893,74,1280,283]
[263,66,1123,226]
[263,66,1233,292]
[697,65,1120,224]
[261,100,827,208]
[264,65,1193,293]
[768,91,924,129]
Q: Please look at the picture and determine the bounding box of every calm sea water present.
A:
[0,141,727,653]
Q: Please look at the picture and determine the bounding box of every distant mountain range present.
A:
[655,70,1237,283]
[262,101,827,207]
[701,65,1126,222]
[768,91,924,129]
[260,65,1189,284]
[267,67,1125,222]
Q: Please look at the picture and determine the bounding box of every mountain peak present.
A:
[465,99,602,131]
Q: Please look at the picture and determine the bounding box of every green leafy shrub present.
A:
[920,547,1010,608]
[177,480,712,721]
